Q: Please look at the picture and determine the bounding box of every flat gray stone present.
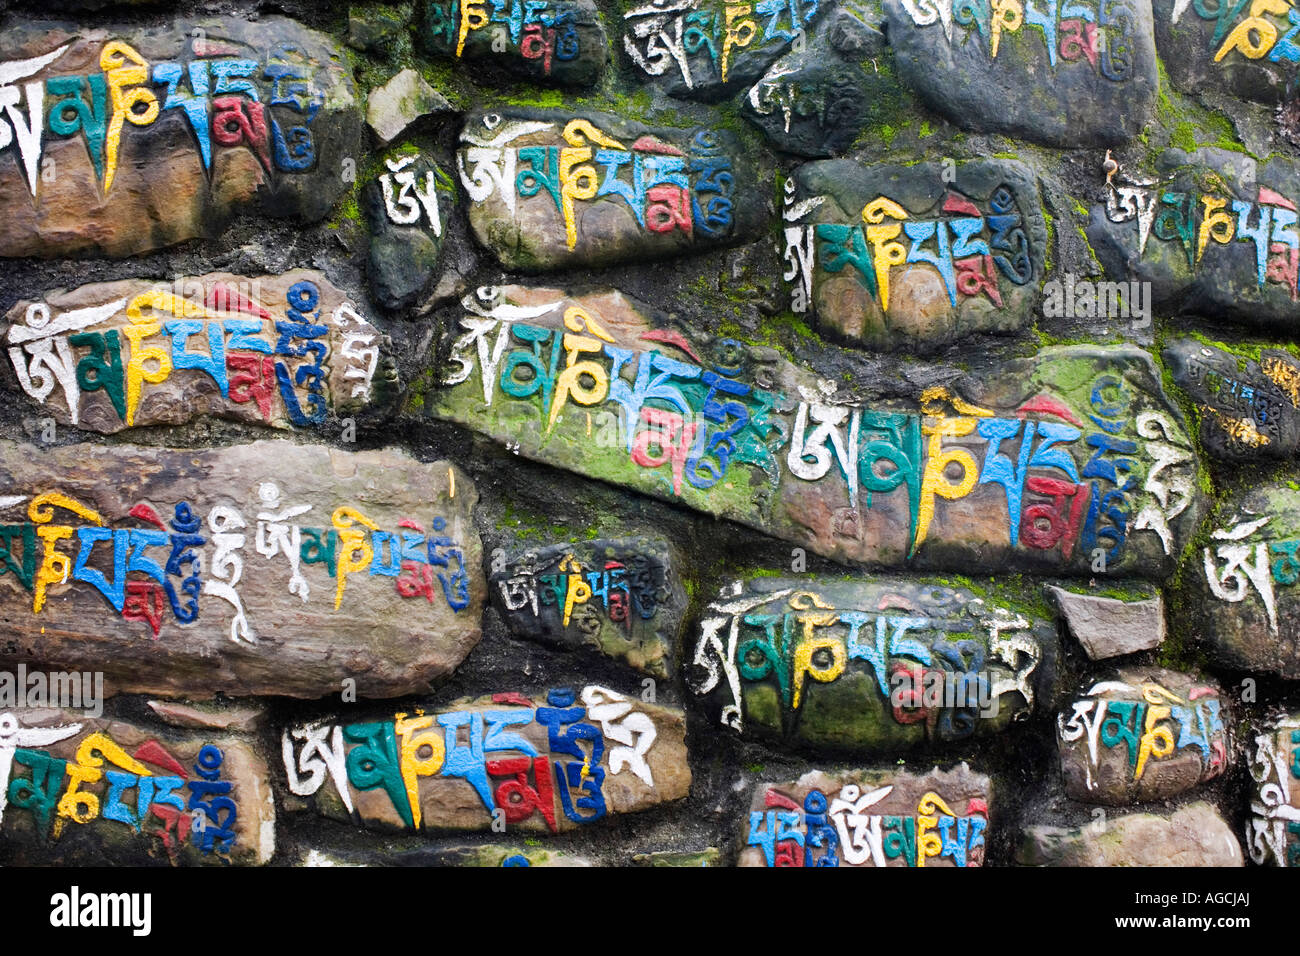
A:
[1046,585,1164,659]
[366,68,452,144]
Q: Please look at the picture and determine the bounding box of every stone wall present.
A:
[0,0,1296,868]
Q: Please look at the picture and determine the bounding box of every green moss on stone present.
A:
[1171,121,1197,153]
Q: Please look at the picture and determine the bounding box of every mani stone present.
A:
[421,0,607,87]
[489,537,686,678]
[364,151,454,310]
[882,0,1158,147]
[0,16,363,259]
[740,3,889,157]
[1018,802,1244,866]
[621,0,828,101]
[281,686,690,834]
[0,709,275,866]
[1088,148,1300,329]
[424,284,1203,579]
[783,158,1048,351]
[456,108,767,271]
[1,270,396,434]
[0,439,484,700]
[1187,483,1300,678]
[1154,0,1297,105]
[1244,712,1300,866]
[1057,667,1229,806]
[686,575,1057,753]
[1046,584,1164,660]
[365,68,452,144]
[1163,338,1300,462]
[738,764,991,867]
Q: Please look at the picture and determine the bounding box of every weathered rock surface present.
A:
[348,4,410,53]
[1058,667,1229,805]
[365,152,454,310]
[1046,583,1164,659]
[1,270,395,433]
[457,109,767,270]
[0,16,362,258]
[0,709,274,865]
[883,0,1158,146]
[1018,802,1243,866]
[302,843,595,865]
[366,68,452,144]
[1244,712,1300,866]
[622,0,828,100]
[784,158,1047,349]
[1164,338,1300,462]
[489,537,685,677]
[687,575,1057,752]
[631,847,720,865]
[422,0,607,86]
[146,699,266,732]
[1187,483,1300,678]
[738,764,990,866]
[0,440,483,699]
[1154,0,1298,105]
[1089,148,1300,328]
[741,3,889,157]
[425,286,1203,578]
[281,686,690,833]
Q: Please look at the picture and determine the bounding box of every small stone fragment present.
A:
[1046,584,1165,660]
[366,68,452,144]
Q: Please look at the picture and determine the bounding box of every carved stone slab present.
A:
[0,440,483,699]
[2,270,394,433]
